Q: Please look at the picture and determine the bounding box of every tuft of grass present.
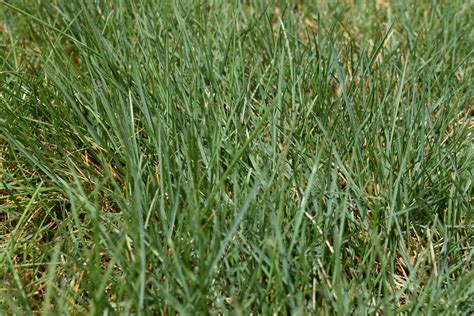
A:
[1,0,472,314]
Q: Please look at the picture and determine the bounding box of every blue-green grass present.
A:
[0,0,472,314]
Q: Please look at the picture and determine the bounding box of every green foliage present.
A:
[0,0,472,314]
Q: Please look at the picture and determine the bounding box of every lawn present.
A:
[0,0,472,314]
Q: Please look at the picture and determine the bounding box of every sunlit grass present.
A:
[0,0,472,314]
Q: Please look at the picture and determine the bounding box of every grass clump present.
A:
[0,0,472,314]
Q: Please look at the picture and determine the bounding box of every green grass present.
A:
[0,0,472,314]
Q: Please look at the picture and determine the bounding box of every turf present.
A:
[0,0,473,314]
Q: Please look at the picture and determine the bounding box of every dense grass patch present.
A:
[0,0,472,314]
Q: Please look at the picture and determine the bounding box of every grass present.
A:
[0,0,472,314]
